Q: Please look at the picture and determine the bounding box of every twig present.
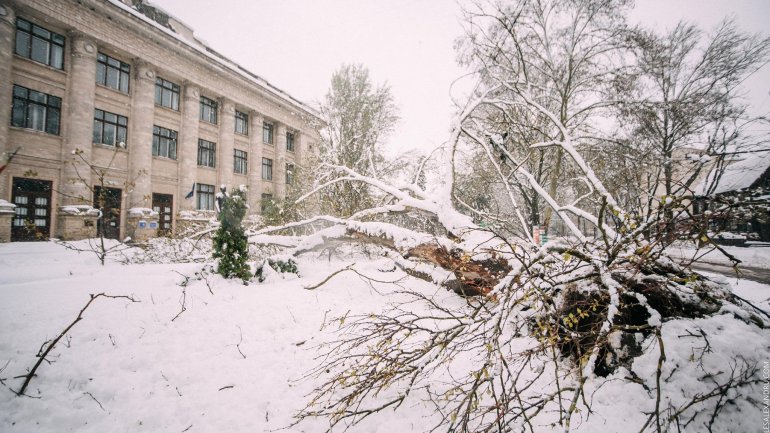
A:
[84,391,106,411]
[303,264,353,290]
[172,285,188,322]
[235,325,246,359]
[218,385,234,391]
[15,293,138,396]
[654,328,666,432]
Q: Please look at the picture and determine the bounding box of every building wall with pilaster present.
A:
[0,0,320,241]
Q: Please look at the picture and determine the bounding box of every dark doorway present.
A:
[11,178,53,241]
[93,186,122,240]
[152,193,173,236]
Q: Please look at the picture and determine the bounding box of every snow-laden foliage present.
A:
[212,186,251,281]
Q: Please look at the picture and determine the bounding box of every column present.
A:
[274,123,287,200]
[247,112,264,214]
[178,83,200,211]
[127,61,155,209]
[218,99,235,191]
[56,33,99,240]
[60,33,98,206]
[125,62,158,241]
[0,3,15,201]
[293,131,303,169]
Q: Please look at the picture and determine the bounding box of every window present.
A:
[234,149,248,175]
[200,96,218,124]
[152,126,178,159]
[15,18,64,69]
[261,193,273,214]
[286,131,295,152]
[262,122,274,144]
[96,53,130,93]
[261,157,273,180]
[235,111,249,135]
[196,183,215,211]
[93,109,128,146]
[197,139,216,167]
[11,85,61,135]
[155,77,180,110]
[286,163,294,185]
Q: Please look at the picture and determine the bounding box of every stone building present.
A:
[0,0,319,242]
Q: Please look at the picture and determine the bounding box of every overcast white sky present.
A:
[148,0,770,155]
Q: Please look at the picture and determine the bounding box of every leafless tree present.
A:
[614,19,770,224]
[313,64,400,218]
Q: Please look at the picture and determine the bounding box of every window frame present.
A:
[262,122,274,145]
[235,110,249,135]
[96,52,130,93]
[261,157,273,181]
[14,17,65,70]
[285,162,295,185]
[234,149,248,175]
[199,96,218,124]
[152,125,178,160]
[155,77,180,111]
[197,139,216,168]
[196,183,215,211]
[11,84,61,135]
[92,109,128,147]
[261,193,273,214]
[286,131,295,152]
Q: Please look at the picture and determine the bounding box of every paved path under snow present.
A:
[691,262,770,284]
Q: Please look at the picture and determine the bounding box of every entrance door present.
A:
[93,186,122,240]
[11,178,53,241]
[152,193,173,236]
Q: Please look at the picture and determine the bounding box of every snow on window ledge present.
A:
[59,205,100,216]
[0,199,15,214]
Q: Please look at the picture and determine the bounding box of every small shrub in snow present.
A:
[212,186,251,281]
[254,258,299,283]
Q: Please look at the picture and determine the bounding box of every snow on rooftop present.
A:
[104,0,317,117]
[696,150,770,196]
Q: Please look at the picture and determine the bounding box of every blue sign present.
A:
[149,222,158,229]
[138,221,147,229]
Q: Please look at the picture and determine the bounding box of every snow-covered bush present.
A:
[254,257,299,283]
[212,186,251,281]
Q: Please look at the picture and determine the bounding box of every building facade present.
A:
[0,0,319,242]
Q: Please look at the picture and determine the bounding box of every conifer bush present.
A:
[212,186,251,281]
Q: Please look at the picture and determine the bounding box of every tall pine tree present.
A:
[212,186,251,281]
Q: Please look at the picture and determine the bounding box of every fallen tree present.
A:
[243,2,769,431]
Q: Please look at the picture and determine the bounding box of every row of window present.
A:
[12,86,294,184]
[194,185,274,213]
[12,84,296,151]
[14,17,297,148]
[195,138,293,182]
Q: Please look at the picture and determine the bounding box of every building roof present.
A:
[104,0,319,118]
[696,150,770,196]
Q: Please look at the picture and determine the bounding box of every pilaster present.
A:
[275,123,287,200]
[127,61,156,210]
[0,4,15,201]
[178,83,200,211]
[218,99,235,190]
[247,112,264,214]
[60,33,98,206]
[0,199,14,243]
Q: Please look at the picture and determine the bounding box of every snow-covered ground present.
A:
[0,241,441,432]
[1,241,769,432]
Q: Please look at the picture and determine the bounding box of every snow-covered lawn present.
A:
[0,241,440,432]
[1,241,769,432]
